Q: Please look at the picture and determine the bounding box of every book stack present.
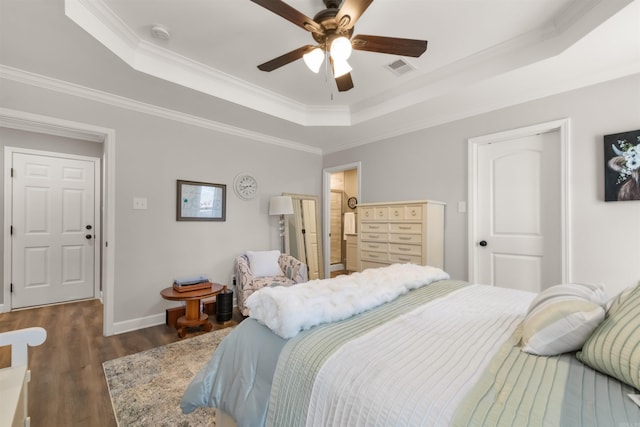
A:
[172,275,212,292]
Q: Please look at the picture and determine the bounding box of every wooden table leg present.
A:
[175,298,212,337]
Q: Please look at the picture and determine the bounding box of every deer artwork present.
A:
[608,136,640,201]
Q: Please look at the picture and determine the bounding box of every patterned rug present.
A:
[103,327,234,426]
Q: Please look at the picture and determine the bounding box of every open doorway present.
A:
[1,109,116,336]
[322,162,361,279]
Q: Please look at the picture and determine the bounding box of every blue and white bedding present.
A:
[181,266,640,427]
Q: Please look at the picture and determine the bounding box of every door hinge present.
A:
[10,167,14,177]
[10,283,13,293]
[10,225,13,235]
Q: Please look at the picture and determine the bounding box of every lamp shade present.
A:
[269,196,294,215]
[303,48,324,73]
[332,58,352,78]
[330,36,352,60]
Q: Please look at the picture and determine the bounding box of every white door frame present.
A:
[1,108,117,336]
[5,147,101,305]
[322,162,361,279]
[467,118,572,284]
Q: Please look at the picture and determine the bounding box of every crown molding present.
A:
[0,65,322,155]
[64,0,350,127]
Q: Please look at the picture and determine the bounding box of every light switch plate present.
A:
[457,201,467,213]
[133,197,147,210]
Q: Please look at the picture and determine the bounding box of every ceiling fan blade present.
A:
[335,72,354,92]
[352,34,428,57]
[330,57,354,92]
[336,0,373,30]
[250,0,323,34]
[257,45,314,71]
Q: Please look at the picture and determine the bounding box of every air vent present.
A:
[385,59,416,76]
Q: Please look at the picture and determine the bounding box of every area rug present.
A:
[103,327,234,426]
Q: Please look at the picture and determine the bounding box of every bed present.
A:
[181,264,640,427]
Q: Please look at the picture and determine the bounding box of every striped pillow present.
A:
[577,284,640,390]
[522,295,605,356]
[605,284,637,317]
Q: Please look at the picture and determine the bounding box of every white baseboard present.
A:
[330,263,345,272]
[112,313,166,335]
[111,301,240,335]
[0,303,7,313]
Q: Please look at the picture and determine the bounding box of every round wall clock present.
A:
[347,196,358,209]
[234,173,258,200]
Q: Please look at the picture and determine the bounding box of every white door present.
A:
[11,152,96,308]
[302,199,320,279]
[475,131,562,292]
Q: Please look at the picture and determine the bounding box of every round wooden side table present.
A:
[160,283,225,338]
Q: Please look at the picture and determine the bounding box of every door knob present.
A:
[479,240,487,247]
[85,234,93,240]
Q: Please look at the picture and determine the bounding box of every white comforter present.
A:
[246,264,450,338]
[304,285,535,427]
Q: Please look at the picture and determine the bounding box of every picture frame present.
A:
[177,179,226,221]
[604,129,640,202]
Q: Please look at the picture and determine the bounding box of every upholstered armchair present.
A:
[235,251,308,316]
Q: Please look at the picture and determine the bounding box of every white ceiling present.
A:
[56,0,640,152]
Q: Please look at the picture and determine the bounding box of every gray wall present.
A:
[1,78,322,327]
[324,74,640,298]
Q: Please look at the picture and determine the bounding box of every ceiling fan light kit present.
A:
[330,36,352,60]
[303,47,325,73]
[250,0,428,92]
[332,58,352,78]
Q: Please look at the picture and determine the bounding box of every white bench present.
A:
[0,327,47,427]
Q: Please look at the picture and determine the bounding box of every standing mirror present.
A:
[283,193,324,279]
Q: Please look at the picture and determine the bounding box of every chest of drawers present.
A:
[357,200,444,271]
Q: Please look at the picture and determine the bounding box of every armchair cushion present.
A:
[235,253,308,316]
[246,250,283,277]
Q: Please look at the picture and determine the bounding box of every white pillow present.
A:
[521,284,606,356]
[246,250,283,278]
[527,282,606,312]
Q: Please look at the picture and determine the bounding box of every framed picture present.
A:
[604,129,640,202]
[177,180,226,221]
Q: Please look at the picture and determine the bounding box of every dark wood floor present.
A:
[330,269,349,278]
[0,299,243,426]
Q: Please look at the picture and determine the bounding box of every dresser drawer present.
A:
[374,206,389,220]
[389,243,422,256]
[390,223,422,234]
[389,233,422,244]
[361,222,388,233]
[389,206,405,220]
[360,242,387,252]
[359,207,374,220]
[405,204,423,220]
[389,253,422,264]
[361,232,388,242]
[361,260,391,271]
[361,251,388,262]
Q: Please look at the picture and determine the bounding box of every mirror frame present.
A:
[283,193,325,279]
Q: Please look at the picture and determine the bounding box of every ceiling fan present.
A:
[250,0,428,92]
